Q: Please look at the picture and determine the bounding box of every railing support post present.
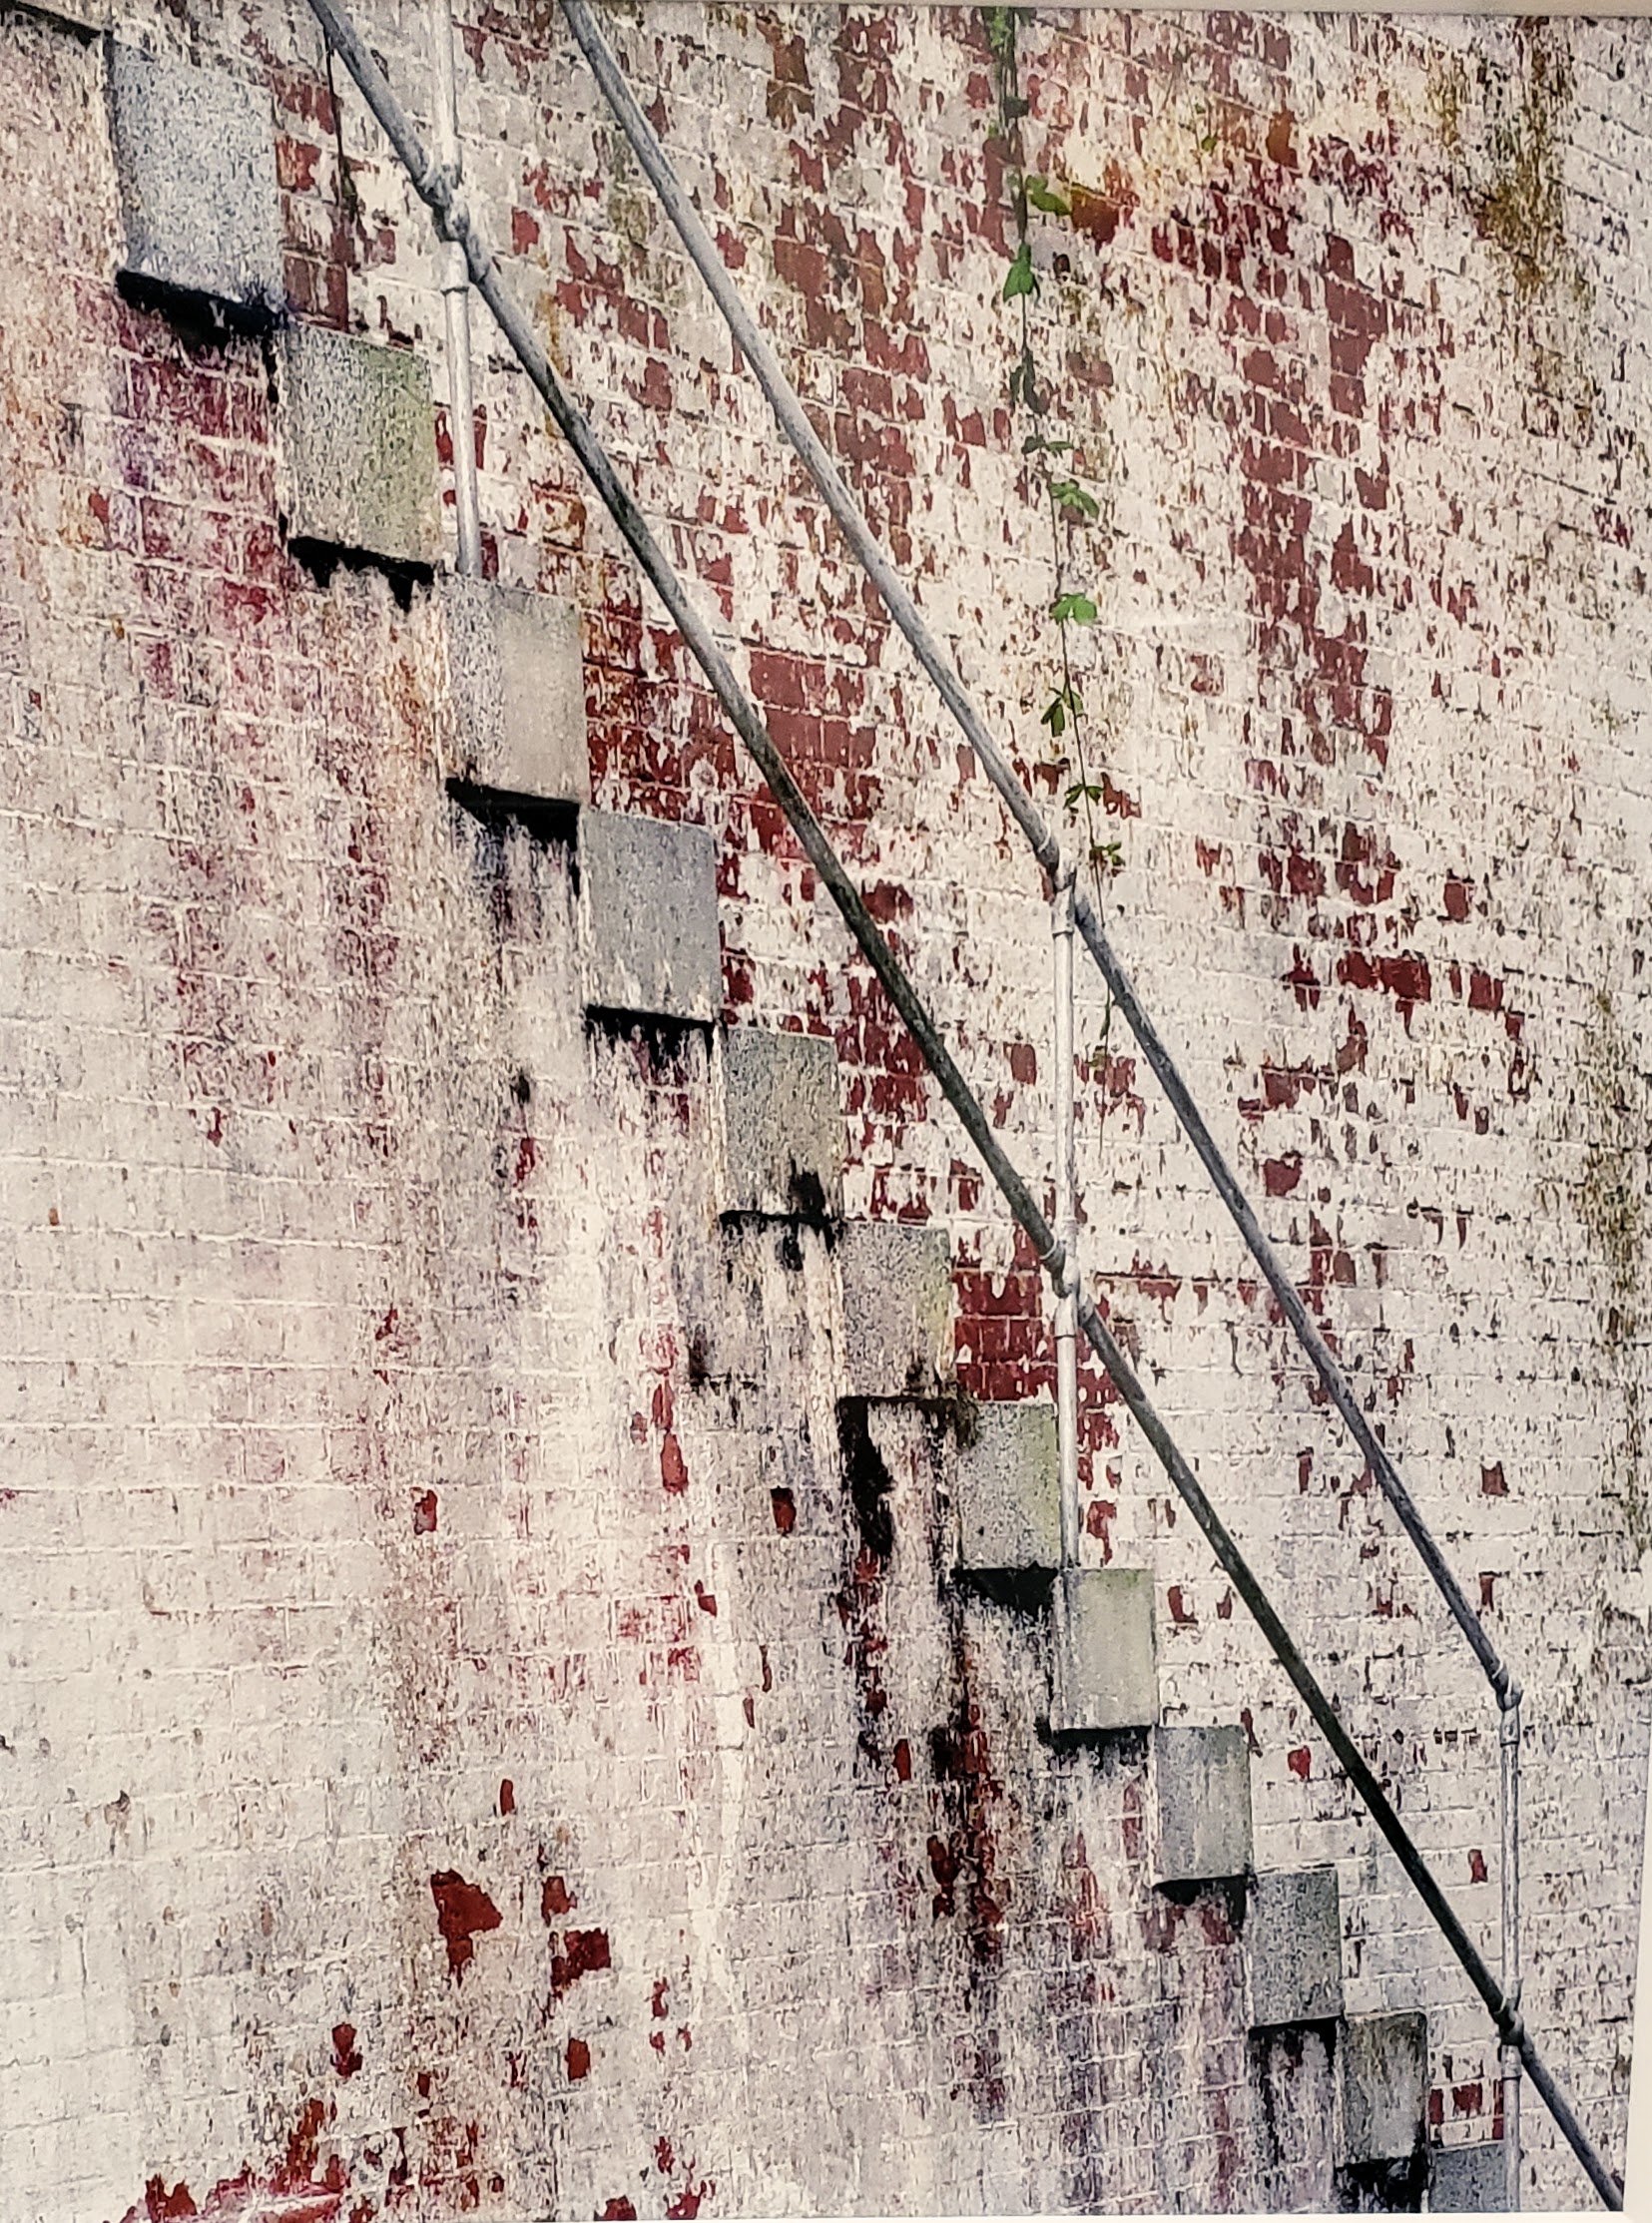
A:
[1053,863,1080,1572]
[432,0,482,578]
[1503,1689,1523,2210]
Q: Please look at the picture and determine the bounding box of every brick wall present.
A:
[0,2,1648,2215]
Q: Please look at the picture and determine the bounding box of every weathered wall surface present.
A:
[1,2,1650,2217]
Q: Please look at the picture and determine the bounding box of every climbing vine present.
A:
[981,6,1120,1078]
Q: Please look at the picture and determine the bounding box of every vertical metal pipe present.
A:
[1053,864,1079,1571]
[1502,1693,1523,2210]
[433,0,482,577]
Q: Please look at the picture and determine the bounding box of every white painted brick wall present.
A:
[0,4,1647,2216]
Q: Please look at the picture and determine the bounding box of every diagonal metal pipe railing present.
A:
[299,2,1618,2203]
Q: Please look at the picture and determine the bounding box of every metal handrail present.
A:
[297,2,1617,2203]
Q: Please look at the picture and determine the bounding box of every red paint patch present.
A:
[1337,947,1432,1019]
[412,1489,437,1534]
[331,2022,362,2079]
[1084,1497,1116,1560]
[272,2097,341,2197]
[599,2205,637,2220]
[1287,1746,1312,1781]
[1283,947,1322,1011]
[567,2036,591,2081]
[1263,1154,1302,1197]
[1069,161,1136,245]
[429,1871,502,1978]
[141,2182,198,2223]
[770,1486,797,1532]
[543,1875,575,1921]
[893,1737,911,1783]
[1200,1897,1238,1947]
[1481,1462,1507,1496]
[660,1431,689,1493]
[552,1928,612,1995]
[1469,1848,1487,1884]
[499,1778,515,1817]
[667,2183,712,2220]
[926,1833,962,1918]
[1121,1781,1145,1863]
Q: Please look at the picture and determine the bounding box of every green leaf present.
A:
[1050,477,1100,520]
[1025,175,1071,218]
[1010,348,1046,417]
[1001,242,1037,300]
[983,4,1020,64]
[1042,685,1084,744]
[1051,592,1097,625]
[1064,780,1102,810]
[1022,432,1071,456]
[1090,838,1125,875]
